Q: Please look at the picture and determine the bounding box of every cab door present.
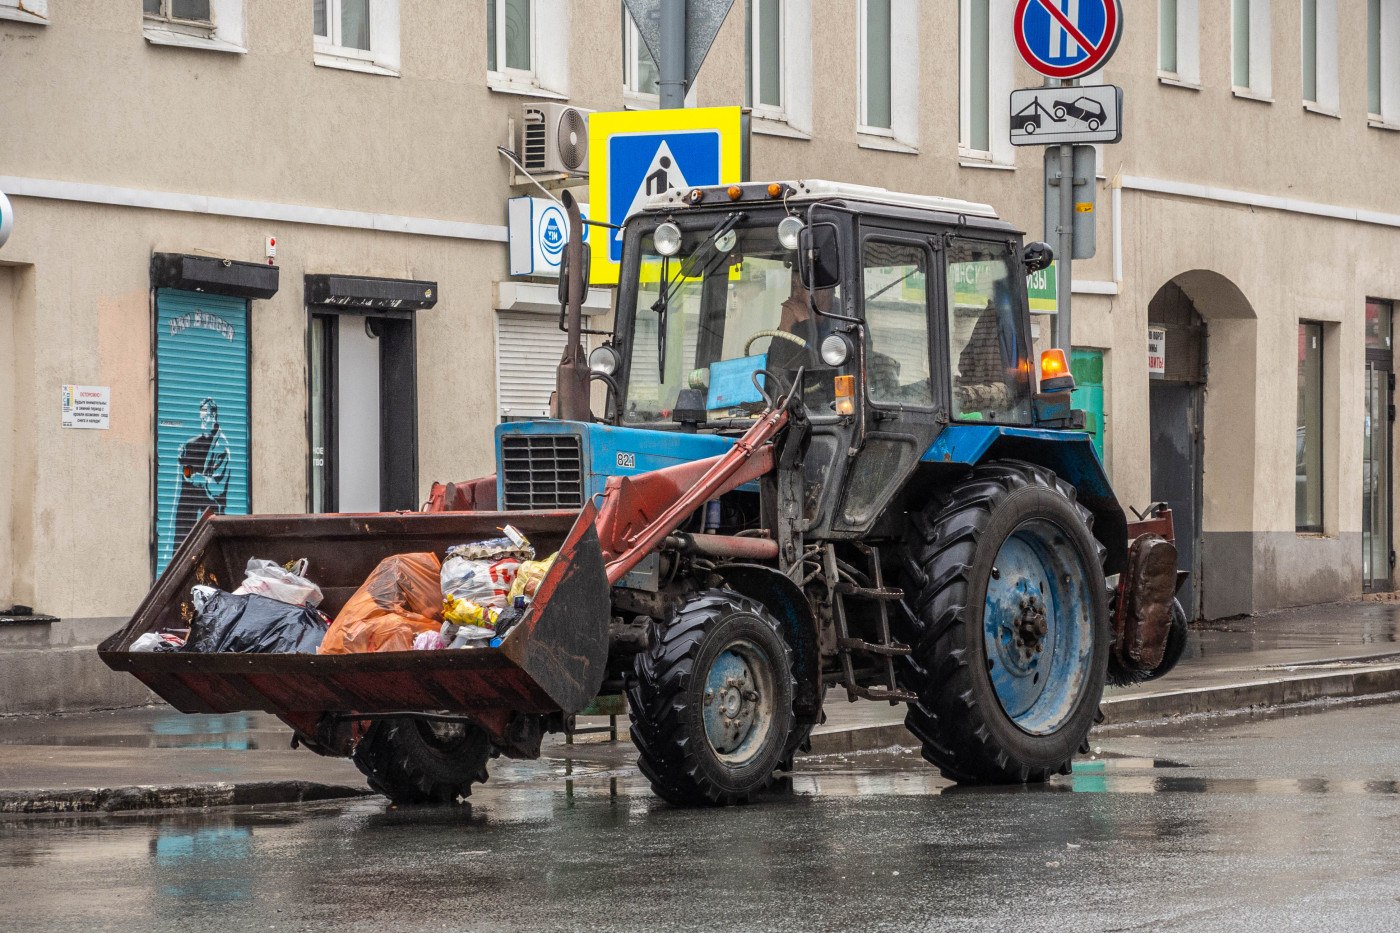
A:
[828,230,947,535]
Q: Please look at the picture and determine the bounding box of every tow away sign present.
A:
[1011,84,1123,145]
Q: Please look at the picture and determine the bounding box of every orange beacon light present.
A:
[1039,349,1075,393]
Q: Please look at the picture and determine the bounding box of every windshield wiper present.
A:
[650,211,745,381]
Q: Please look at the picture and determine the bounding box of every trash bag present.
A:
[184,589,328,654]
[318,552,444,655]
[440,556,519,608]
[233,557,323,607]
[130,632,185,652]
[443,595,501,629]
[507,553,557,604]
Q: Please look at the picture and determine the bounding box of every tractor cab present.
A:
[563,180,1057,540]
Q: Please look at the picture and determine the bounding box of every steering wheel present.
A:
[744,329,808,356]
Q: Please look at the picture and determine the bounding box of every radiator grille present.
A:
[501,434,584,510]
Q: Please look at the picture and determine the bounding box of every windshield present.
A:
[622,219,840,425]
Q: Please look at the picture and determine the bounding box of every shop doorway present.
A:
[1364,299,1394,592]
[308,311,418,513]
[1147,282,1207,620]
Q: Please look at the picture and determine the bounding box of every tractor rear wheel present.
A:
[352,717,492,805]
[899,460,1109,785]
[627,589,796,806]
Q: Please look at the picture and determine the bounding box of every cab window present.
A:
[946,239,1033,424]
[861,240,934,406]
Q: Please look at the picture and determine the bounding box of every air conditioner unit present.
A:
[518,103,591,176]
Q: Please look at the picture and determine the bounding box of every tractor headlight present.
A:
[820,334,852,367]
[777,216,805,251]
[654,222,683,257]
[589,345,620,376]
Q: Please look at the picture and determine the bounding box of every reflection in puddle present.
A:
[152,825,253,902]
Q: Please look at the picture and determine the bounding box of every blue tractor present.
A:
[103,180,1185,807]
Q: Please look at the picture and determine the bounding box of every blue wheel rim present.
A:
[982,518,1094,735]
[701,638,776,765]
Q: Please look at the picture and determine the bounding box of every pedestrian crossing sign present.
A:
[588,106,742,285]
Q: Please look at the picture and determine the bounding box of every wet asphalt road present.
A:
[3,703,1400,932]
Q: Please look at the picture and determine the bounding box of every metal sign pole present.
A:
[659,0,686,108]
[1057,140,1073,351]
[1056,78,1076,352]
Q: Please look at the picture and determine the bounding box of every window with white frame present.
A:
[1231,0,1272,97]
[144,0,211,29]
[859,0,893,131]
[622,7,659,101]
[0,0,47,24]
[960,0,1012,164]
[1301,0,1338,110]
[488,0,535,80]
[144,0,245,51]
[1158,0,1200,83]
[857,0,918,147]
[314,0,399,74]
[1371,0,1400,122]
[746,0,785,118]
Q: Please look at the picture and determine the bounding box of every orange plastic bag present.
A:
[318,553,444,654]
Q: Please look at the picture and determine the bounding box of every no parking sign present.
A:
[1014,0,1123,80]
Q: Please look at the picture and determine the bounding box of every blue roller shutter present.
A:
[154,289,251,575]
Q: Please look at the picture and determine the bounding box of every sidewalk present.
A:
[3,598,1400,813]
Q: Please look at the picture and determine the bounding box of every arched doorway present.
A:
[1146,271,1258,621]
[1147,281,1207,619]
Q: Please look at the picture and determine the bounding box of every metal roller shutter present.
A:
[495,311,589,420]
[154,289,251,574]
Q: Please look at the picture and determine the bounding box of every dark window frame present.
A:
[1296,320,1325,534]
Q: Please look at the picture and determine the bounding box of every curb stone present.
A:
[808,663,1400,755]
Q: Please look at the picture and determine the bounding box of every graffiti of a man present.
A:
[171,397,232,546]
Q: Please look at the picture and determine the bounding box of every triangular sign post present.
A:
[623,0,735,91]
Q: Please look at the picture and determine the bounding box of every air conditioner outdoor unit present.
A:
[518,103,591,176]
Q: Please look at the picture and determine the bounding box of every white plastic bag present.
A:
[233,558,323,608]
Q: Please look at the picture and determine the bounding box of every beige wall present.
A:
[2,1,1399,621]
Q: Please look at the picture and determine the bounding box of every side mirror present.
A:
[1023,241,1054,274]
[798,222,841,291]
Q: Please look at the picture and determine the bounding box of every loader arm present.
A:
[596,402,790,585]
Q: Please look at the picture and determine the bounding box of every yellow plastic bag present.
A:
[507,553,557,603]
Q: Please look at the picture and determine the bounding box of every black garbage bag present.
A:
[185,589,328,654]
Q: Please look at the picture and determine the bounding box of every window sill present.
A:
[959,151,1014,171]
[488,75,566,100]
[857,134,918,155]
[143,25,246,54]
[622,91,659,110]
[1303,102,1341,119]
[1157,73,1201,91]
[314,52,399,77]
[1368,117,1400,132]
[0,6,46,24]
[1231,87,1274,104]
[752,118,811,141]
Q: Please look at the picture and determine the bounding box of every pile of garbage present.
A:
[129,527,556,656]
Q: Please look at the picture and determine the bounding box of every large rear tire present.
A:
[352,717,492,805]
[627,589,796,806]
[899,461,1109,785]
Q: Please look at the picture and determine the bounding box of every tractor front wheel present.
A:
[627,589,796,806]
[899,461,1109,785]
[352,717,492,805]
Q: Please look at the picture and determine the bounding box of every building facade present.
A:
[2,1,1399,710]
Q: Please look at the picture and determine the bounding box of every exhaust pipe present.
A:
[556,189,592,423]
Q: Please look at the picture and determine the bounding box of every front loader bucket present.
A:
[99,504,610,721]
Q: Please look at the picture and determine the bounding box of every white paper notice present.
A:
[61,385,111,429]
